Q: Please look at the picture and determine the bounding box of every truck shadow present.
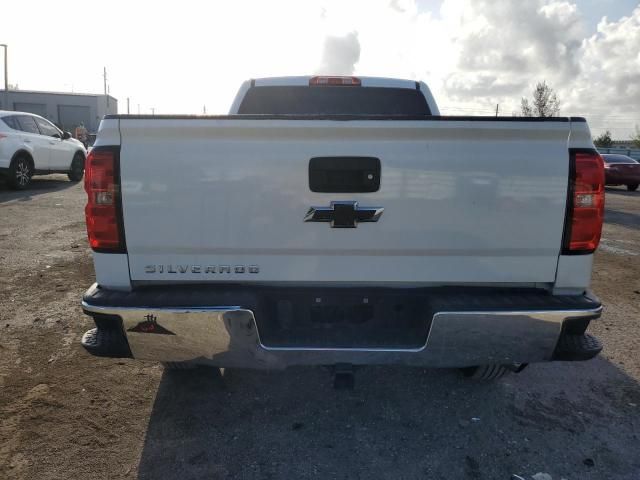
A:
[604,188,640,231]
[137,359,640,479]
[605,187,639,198]
[0,175,77,204]
[604,210,640,231]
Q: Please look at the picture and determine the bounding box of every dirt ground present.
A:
[0,175,639,480]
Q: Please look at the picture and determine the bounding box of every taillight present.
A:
[562,149,605,254]
[84,146,125,252]
[309,76,361,86]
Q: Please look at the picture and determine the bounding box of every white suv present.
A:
[0,110,87,189]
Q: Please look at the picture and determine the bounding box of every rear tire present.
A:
[67,152,85,182]
[627,184,638,192]
[461,364,510,380]
[8,155,33,190]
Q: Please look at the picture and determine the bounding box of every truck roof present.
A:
[229,75,441,115]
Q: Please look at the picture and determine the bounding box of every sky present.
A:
[1,0,639,138]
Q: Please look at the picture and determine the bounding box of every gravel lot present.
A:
[0,175,639,480]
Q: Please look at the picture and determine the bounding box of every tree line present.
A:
[517,81,640,149]
[593,128,640,149]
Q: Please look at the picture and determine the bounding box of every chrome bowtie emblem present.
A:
[304,201,384,228]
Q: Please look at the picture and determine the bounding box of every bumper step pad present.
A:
[81,327,132,358]
[554,333,603,361]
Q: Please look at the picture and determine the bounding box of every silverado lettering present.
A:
[144,265,260,274]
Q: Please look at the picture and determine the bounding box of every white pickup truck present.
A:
[80,76,605,381]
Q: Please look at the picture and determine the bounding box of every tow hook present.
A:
[333,363,355,390]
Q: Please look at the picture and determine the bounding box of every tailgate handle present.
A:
[309,157,380,193]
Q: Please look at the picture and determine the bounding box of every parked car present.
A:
[0,110,87,189]
[80,76,604,382]
[602,153,640,191]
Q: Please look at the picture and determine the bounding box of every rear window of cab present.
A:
[238,86,431,115]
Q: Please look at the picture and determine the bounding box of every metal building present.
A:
[0,89,117,133]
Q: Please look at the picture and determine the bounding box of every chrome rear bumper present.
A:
[81,284,602,369]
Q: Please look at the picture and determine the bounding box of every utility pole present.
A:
[151,107,155,115]
[127,97,130,114]
[203,104,206,115]
[495,104,499,117]
[103,67,109,108]
[1,44,8,111]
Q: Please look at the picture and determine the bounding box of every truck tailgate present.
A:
[118,118,570,284]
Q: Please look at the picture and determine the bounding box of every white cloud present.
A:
[444,0,585,100]
[1,0,638,136]
[316,32,361,75]
[344,0,639,136]
[564,5,640,136]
